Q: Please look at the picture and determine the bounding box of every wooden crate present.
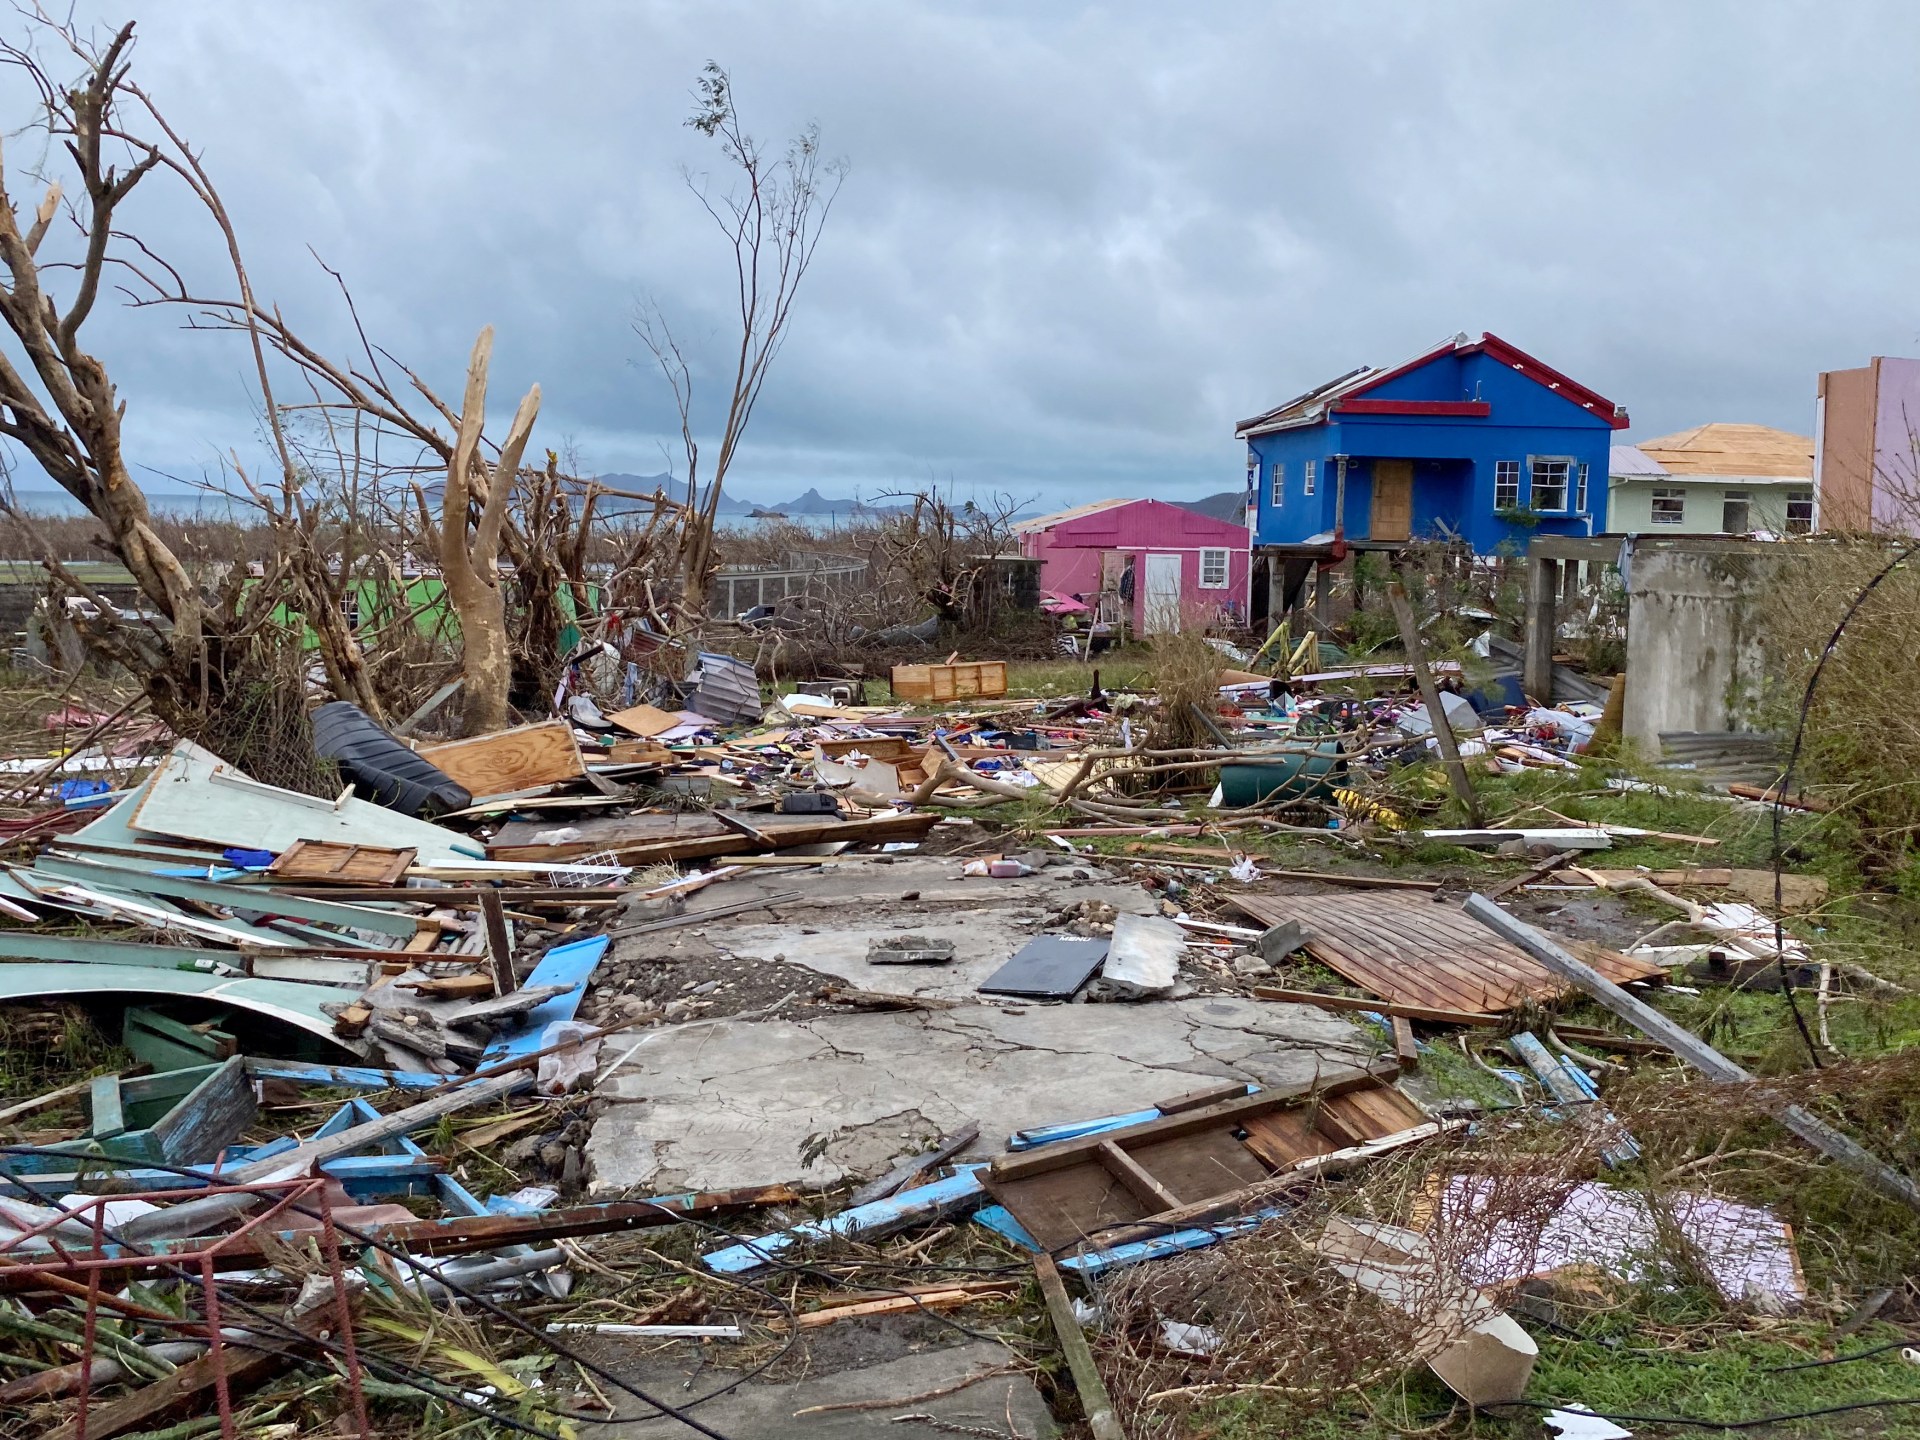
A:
[890,661,1008,702]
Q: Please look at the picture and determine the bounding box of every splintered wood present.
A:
[1229,892,1666,1016]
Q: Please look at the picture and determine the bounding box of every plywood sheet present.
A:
[417,721,586,796]
[891,662,1008,702]
[1227,892,1665,1015]
[606,703,683,738]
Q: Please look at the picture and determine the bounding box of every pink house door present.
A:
[1142,552,1182,633]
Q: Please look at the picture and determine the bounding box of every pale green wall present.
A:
[1606,479,1809,534]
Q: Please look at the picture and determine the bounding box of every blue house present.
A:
[1235,332,1628,557]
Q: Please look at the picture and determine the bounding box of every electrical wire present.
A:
[1768,541,1914,1067]
[1766,1334,1920,1372]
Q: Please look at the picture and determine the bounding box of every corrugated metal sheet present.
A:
[1608,444,1669,478]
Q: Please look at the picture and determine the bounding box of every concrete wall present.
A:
[1607,479,1807,535]
[1622,547,1772,744]
[1871,356,1920,530]
[1819,363,1885,532]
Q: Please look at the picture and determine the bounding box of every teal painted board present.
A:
[479,936,609,1064]
[0,964,362,1051]
[29,856,420,938]
[88,1074,125,1139]
[122,741,482,865]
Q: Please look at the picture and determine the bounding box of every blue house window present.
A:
[1529,457,1571,511]
[1575,462,1589,512]
[1495,461,1521,509]
[1304,460,1316,496]
[1269,462,1286,507]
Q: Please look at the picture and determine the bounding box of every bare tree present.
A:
[438,327,538,733]
[636,62,845,617]
[0,18,346,758]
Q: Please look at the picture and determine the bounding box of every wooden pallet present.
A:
[1228,892,1666,1015]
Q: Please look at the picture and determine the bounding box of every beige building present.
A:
[1815,356,1920,533]
[1606,424,1814,535]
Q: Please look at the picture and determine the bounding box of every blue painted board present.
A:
[479,935,609,1064]
[703,1167,987,1275]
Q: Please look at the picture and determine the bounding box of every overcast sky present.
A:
[16,1,1920,509]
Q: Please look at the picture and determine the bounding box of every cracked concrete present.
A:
[669,856,1160,1002]
[587,853,1374,1193]
[588,993,1371,1192]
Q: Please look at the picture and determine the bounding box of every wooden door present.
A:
[1370,461,1413,541]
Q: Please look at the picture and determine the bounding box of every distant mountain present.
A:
[593,473,754,515]
[1178,490,1253,524]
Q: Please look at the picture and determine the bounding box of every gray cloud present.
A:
[18,0,1920,509]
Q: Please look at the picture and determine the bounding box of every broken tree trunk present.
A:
[442,326,540,735]
[1387,578,1484,828]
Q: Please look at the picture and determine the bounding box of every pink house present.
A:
[1014,498,1251,635]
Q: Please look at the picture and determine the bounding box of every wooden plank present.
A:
[1035,1253,1128,1440]
[1128,1130,1270,1200]
[145,1056,256,1166]
[478,889,514,995]
[1239,1106,1335,1169]
[417,720,586,796]
[1463,893,1920,1214]
[266,839,415,886]
[989,1063,1398,1182]
[1392,1015,1419,1068]
[1098,1139,1181,1211]
[1154,1080,1251,1115]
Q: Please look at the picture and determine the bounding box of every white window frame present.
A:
[1198,548,1230,588]
[1528,455,1572,512]
[1721,490,1752,534]
[1650,487,1686,526]
[1575,462,1589,512]
[1303,459,1317,496]
[1494,460,1521,509]
[1269,461,1285,507]
[1786,489,1814,534]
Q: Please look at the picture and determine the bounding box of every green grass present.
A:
[1174,1319,1920,1439]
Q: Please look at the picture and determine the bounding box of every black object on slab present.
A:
[979,935,1111,1000]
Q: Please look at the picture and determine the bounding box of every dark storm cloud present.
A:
[23,1,1920,507]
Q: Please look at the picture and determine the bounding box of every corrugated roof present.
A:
[1633,424,1813,478]
[1609,444,1668,478]
[1012,498,1134,534]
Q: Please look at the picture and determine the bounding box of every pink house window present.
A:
[1199,548,1230,588]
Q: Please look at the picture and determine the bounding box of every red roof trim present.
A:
[1460,332,1630,429]
[1332,399,1491,418]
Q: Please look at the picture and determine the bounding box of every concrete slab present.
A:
[649,856,1158,1004]
[588,994,1372,1193]
[603,1339,1054,1438]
